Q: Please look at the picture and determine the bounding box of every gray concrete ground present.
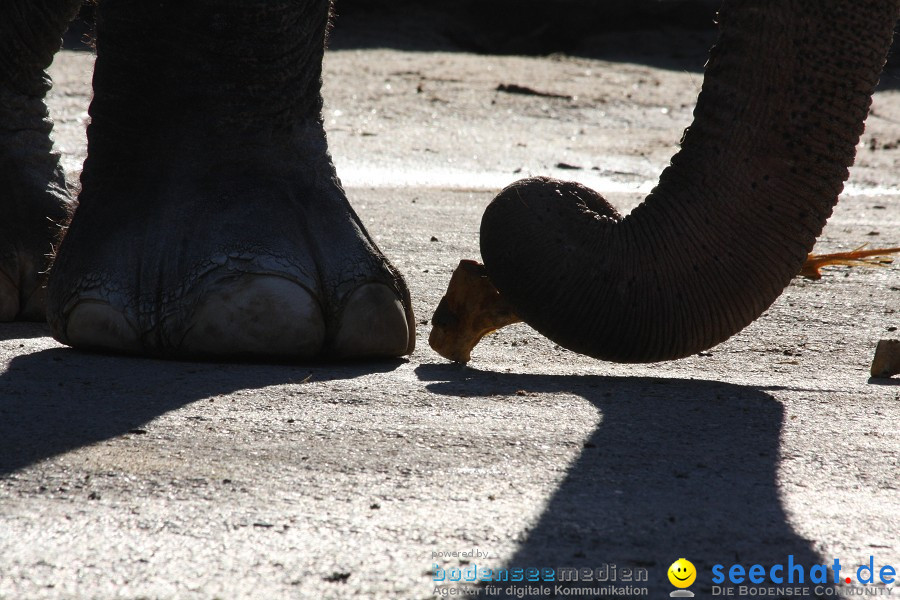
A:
[2,27,899,600]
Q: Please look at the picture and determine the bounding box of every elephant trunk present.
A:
[480,0,900,363]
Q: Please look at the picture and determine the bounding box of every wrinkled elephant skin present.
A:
[1,0,899,364]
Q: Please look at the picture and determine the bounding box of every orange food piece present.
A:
[429,260,521,364]
[799,245,900,279]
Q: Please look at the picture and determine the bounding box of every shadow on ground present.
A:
[63,0,719,68]
[63,1,900,88]
[0,337,404,478]
[328,0,718,66]
[417,364,833,597]
[0,333,845,595]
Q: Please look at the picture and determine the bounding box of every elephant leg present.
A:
[47,0,415,360]
[0,0,81,321]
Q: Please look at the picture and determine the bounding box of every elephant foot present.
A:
[47,125,414,361]
[0,88,72,322]
[45,0,413,361]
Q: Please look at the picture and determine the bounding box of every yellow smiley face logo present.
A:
[668,558,697,588]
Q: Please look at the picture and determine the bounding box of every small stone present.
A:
[871,340,900,378]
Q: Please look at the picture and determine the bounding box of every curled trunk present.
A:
[481,0,900,363]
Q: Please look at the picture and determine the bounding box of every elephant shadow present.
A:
[0,331,404,478]
[0,332,837,597]
[417,364,834,598]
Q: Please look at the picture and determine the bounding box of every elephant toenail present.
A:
[179,275,326,359]
[65,302,143,353]
[331,283,410,358]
